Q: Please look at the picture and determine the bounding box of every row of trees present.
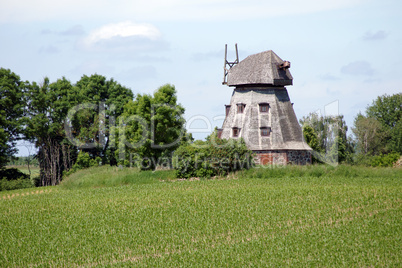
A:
[300,114,354,164]
[1,66,400,187]
[300,93,401,166]
[0,68,186,185]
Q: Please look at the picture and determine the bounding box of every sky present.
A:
[1,0,401,156]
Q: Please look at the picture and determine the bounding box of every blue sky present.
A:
[1,0,401,155]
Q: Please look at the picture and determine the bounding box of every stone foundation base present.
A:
[254,150,312,165]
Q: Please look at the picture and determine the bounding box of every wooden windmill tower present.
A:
[219,45,312,165]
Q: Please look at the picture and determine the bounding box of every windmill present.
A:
[218,45,312,165]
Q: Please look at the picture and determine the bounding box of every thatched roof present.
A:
[227,50,293,86]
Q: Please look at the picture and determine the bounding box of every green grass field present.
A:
[6,165,40,178]
[0,165,401,266]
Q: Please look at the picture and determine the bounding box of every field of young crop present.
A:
[0,165,401,267]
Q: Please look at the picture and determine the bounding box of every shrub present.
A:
[0,178,33,191]
[64,152,101,177]
[74,152,101,169]
[0,168,33,191]
[354,152,401,167]
[369,152,400,167]
[173,134,254,179]
[0,168,29,181]
[32,176,41,187]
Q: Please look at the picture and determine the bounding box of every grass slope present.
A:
[0,165,401,266]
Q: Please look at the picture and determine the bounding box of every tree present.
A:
[366,93,402,153]
[25,77,81,185]
[116,84,186,169]
[352,113,387,155]
[25,74,134,185]
[300,114,354,164]
[0,68,26,169]
[367,93,401,129]
[71,74,134,164]
[302,125,321,163]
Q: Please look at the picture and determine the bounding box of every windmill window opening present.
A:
[259,103,269,113]
[237,103,246,113]
[260,127,271,137]
[232,128,240,137]
[225,105,231,116]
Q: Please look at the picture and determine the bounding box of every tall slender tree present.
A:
[0,68,26,169]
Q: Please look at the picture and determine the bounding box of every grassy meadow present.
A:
[6,165,40,178]
[0,165,401,266]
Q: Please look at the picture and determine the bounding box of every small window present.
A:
[232,128,240,137]
[260,127,271,137]
[259,103,269,113]
[237,103,246,113]
[225,105,231,116]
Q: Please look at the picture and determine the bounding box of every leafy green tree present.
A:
[300,114,354,164]
[71,74,134,164]
[152,84,186,149]
[25,77,81,185]
[0,68,26,169]
[25,74,134,185]
[302,125,320,152]
[366,93,402,153]
[367,93,401,129]
[352,113,387,155]
[302,125,321,163]
[116,84,185,169]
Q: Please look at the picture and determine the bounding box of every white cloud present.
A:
[78,21,167,52]
[0,0,364,23]
[83,21,161,48]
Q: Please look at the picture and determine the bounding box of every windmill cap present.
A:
[227,50,293,87]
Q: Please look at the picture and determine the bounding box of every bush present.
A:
[369,153,400,167]
[173,134,254,179]
[74,152,101,169]
[354,152,401,167]
[32,176,41,187]
[0,168,29,181]
[64,152,101,177]
[0,178,33,191]
[0,168,33,191]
